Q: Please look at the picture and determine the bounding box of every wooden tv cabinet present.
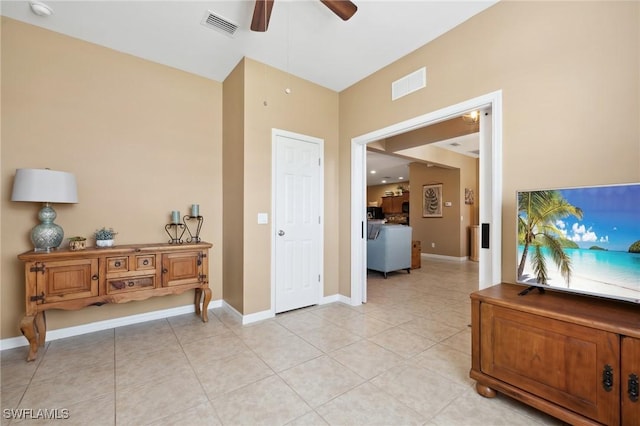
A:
[470,283,640,426]
[18,242,212,361]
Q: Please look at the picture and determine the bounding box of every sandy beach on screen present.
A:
[520,266,640,303]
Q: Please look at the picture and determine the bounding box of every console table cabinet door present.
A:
[35,258,99,303]
[622,336,640,426]
[480,303,619,425]
[161,251,203,287]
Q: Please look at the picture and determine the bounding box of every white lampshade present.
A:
[11,168,78,203]
[11,168,78,251]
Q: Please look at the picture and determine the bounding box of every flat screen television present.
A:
[516,182,640,304]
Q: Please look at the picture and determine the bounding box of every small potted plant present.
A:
[68,236,87,251]
[94,227,117,248]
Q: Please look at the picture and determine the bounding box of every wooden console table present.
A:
[18,242,212,361]
[471,283,640,425]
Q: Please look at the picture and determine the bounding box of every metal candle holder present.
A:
[165,222,186,244]
[183,215,203,243]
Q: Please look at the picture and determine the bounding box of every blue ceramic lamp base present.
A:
[31,203,64,252]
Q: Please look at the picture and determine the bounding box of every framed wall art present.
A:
[422,184,443,217]
[465,188,475,205]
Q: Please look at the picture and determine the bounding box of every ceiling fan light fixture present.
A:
[29,1,53,17]
[462,110,479,124]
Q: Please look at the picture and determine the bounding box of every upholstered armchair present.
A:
[367,224,412,278]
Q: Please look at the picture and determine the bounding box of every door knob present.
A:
[278,230,285,236]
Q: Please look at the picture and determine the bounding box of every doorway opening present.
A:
[350,91,503,304]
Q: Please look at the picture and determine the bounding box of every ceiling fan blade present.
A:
[320,0,358,21]
[251,0,274,32]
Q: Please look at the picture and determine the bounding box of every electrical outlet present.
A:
[431,242,435,248]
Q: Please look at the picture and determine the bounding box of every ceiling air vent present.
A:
[201,10,238,37]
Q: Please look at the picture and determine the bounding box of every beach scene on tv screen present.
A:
[517,183,640,303]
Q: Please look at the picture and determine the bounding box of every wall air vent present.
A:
[201,10,238,37]
[391,67,426,101]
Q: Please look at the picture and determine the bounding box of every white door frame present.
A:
[271,128,325,315]
[350,91,503,305]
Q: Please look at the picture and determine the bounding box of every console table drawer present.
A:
[107,257,129,272]
[107,276,155,294]
[107,254,157,274]
[136,255,155,270]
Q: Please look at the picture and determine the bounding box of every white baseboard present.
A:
[0,300,223,352]
[323,293,354,306]
[222,294,354,325]
[421,253,468,262]
[321,294,341,304]
[220,301,274,325]
[2,294,359,350]
[243,308,274,325]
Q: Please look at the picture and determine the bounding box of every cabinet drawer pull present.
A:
[114,261,121,267]
[162,268,168,274]
[143,259,149,266]
[629,373,639,402]
[128,281,135,287]
[602,364,614,392]
[92,274,99,280]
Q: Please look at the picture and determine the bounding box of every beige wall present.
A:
[339,1,640,296]
[222,59,245,313]
[399,145,479,257]
[228,58,340,315]
[409,164,460,257]
[1,18,223,339]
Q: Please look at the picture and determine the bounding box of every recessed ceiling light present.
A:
[370,170,376,174]
[381,180,387,184]
[29,1,54,16]
[398,177,404,180]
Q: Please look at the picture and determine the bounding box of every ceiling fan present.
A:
[251,0,358,32]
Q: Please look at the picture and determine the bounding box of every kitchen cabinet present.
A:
[381,192,409,214]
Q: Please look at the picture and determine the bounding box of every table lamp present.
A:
[11,168,78,252]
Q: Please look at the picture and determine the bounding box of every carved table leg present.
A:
[20,316,39,362]
[201,288,211,322]
[475,382,497,398]
[34,311,46,348]
[194,288,202,316]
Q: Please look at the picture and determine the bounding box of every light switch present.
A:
[445,201,452,207]
[257,213,268,224]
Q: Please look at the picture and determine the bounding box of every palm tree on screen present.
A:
[517,190,583,284]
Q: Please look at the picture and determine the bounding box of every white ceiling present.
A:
[0,0,498,92]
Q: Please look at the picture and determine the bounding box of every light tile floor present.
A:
[1,258,565,425]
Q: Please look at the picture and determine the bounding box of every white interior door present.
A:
[273,130,323,313]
